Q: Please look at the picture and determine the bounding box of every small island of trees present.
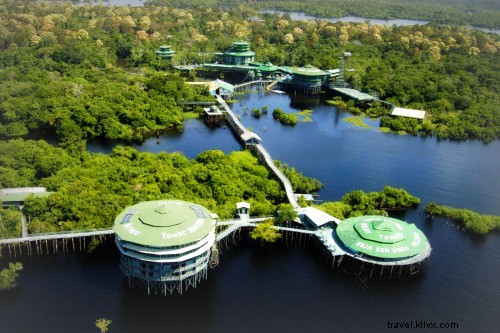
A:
[425,203,500,234]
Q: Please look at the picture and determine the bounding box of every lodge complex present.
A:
[111,198,430,293]
[0,41,431,296]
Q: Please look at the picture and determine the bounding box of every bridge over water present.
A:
[216,95,299,209]
[233,80,271,91]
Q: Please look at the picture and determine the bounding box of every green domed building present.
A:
[280,65,331,94]
[155,45,176,60]
[336,215,431,265]
[113,200,218,294]
[223,41,255,65]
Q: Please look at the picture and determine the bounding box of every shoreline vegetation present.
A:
[0,138,423,238]
[145,0,500,30]
[0,2,498,143]
[425,203,500,234]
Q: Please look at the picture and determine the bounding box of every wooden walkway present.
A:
[1,217,309,245]
[0,229,114,245]
[216,219,316,241]
[233,80,271,90]
[216,95,299,209]
[254,144,299,208]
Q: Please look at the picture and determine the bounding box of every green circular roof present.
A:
[292,65,327,76]
[113,200,216,247]
[336,215,429,260]
[258,62,279,72]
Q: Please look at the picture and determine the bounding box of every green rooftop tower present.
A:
[223,41,255,65]
[113,200,218,294]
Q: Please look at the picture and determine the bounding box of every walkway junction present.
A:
[1,93,432,294]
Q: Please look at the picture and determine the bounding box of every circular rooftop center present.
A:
[336,215,430,260]
[138,204,185,227]
[113,200,216,247]
[353,217,408,244]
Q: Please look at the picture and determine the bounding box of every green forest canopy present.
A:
[0,1,498,143]
[0,139,289,233]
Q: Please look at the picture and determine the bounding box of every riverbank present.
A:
[261,10,500,34]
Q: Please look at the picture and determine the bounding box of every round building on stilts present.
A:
[113,200,218,294]
[335,215,431,278]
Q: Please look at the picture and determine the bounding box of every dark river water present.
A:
[1,88,499,333]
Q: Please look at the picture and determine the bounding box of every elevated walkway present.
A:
[253,144,299,208]
[0,228,114,245]
[216,218,317,241]
[234,80,271,90]
[216,95,299,209]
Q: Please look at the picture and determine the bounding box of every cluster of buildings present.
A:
[157,41,338,94]
[156,40,427,119]
[113,199,431,294]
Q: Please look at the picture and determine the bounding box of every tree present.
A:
[250,219,281,243]
[274,203,297,224]
[0,262,23,290]
[95,318,112,333]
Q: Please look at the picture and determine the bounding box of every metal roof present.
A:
[236,202,250,209]
[258,62,279,72]
[113,200,216,247]
[292,65,328,76]
[332,88,375,101]
[336,215,429,260]
[1,187,51,204]
[391,107,426,119]
[299,206,342,227]
[240,131,262,143]
[209,79,234,93]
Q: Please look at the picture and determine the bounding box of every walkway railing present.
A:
[216,219,316,241]
[216,95,299,209]
[0,228,114,245]
[253,144,299,208]
[233,80,271,90]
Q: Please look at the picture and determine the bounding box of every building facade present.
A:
[113,200,218,294]
[222,41,255,65]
